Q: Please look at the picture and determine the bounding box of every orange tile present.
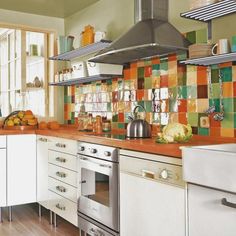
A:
[168,74,177,88]
[123,69,130,80]
[209,114,221,127]
[233,82,236,97]
[160,75,168,88]
[137,90,144,101]
[222,82,233,97]
[152,75,160,88]
[197,66,207,85]
[178,99,187,112]
[130,62,137,68]
[145,66,152,77]
[187,99,197,112]
[130,68,137,80]
[168,54,177,62]
[178,113,187,124]
[221,128,234,137]
[219,62,232,68]
[151,57,160,64]
[210,127,221,137]
[118,113,124,122]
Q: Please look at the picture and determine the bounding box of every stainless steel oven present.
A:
[77,142,119,236]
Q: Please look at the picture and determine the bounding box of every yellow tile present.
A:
[169,113,179,123]
[197,99,209,113]
[221,128,234,137]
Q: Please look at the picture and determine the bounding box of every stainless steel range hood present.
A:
[89,0,190,64]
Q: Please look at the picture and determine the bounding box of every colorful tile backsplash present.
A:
[64,28,236,138]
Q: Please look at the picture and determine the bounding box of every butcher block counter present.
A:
[0,126,235,158]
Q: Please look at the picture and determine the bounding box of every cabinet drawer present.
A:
[48,190,77,226]
[0,136,6,148]
[48,177,77,203]
[49,137,77,155]
[48,164,77,187]
[48,150,77,171]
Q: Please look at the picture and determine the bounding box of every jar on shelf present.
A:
[102,120,111,132]
[55,72,60,82]
[81,25,94,47]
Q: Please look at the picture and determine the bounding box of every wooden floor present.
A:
[0,204,80,236]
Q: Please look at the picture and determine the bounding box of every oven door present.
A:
[78,154,119,232]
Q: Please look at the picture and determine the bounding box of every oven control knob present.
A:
[78,146,85,151]
[90,148,97,154]
[104,151,111,156]
[160,169,169,180]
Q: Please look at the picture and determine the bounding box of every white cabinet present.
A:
[0,149,6,207]
[47,137,78,226]
[7,135,36,206]
[120,150,186,236]
[37,135,50,208]
[188,184,236,236]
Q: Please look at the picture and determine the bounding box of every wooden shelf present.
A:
[180,52,236,66]
[49,40,111,61]
[181,0,236,22]
[49,74,122,86]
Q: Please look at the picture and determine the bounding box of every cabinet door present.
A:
[37,135,49,208]
[120,172,186,236]
[188,184,236,236]
[7,135,36,206]
[0,149,6,207]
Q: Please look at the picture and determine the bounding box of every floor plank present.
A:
[0,204,80,236]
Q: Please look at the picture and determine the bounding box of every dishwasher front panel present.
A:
[188,184,236,236]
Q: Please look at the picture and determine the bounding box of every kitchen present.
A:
[0,0,236,235]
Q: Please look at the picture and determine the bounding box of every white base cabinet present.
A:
[0,149,6,207]
[7,135,36,206]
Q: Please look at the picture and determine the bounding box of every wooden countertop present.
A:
[1,127,236,158]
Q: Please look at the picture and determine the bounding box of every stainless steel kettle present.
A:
[127,105,151,138]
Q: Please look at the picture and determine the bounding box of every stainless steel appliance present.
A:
[89,0,190,64]
[126,105,151,138]
[182,144,236,236]
[77,142,119,236]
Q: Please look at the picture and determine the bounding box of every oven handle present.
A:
[221,198,236,209]
[78,155,112,169]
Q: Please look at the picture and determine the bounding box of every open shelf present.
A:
[49,40,111,61]
[181,0,236,22]
[49,74,122,86]
[180,52,236,66]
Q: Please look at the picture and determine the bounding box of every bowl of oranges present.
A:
[3,110,38,130]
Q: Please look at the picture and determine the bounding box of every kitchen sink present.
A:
[181,144,236,193]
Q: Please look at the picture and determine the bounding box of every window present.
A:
[0,27,55,119]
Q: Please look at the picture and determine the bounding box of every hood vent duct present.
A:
[89,0,190,65]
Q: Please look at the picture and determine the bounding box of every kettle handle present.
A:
[133,105,146,120]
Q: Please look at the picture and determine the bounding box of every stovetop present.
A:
[85,133,127,140]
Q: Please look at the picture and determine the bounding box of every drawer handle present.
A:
[55,143,66,148]
[142,170,155,179]
[221,198,236,209]
[56,157,67,163]
[56,171,67,178]
[99,164,111,169]
[39,137,47,142]
[56,185,67,193]
[56,203,66,211]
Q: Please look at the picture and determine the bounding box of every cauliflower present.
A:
[156,123,192,144]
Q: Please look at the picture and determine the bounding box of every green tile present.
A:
[212,83,220,98]
[137,101,145,111]
[187,113,198,126]
[221,67,232,82]
[107,103,111,112]
[178,72,187,86]
[234,98,236,112]
[112,114,118,122]
[177,52,187,61]
[152,64,160,71]
[222,113,234,128]
[144,101,152,112]
[198,128,209,136]
[178,86,187,99]
[187,86,197,99]
[186,31,196,44]
[169,99,178,112]
[144,77,152,89]
[112,122,118,129]
[106,79,112,85]
[234,113,236,128]
[209,99,220,112]
[160,61,168,71]
[138,67,144,78]
[196,28,208,44]
[223,98,233,112]
[64,96,71,103]
[169,87,178,99]
[125,113,132,123]
[118,123,125,129]
[211,69,219,83]
[144,60,152,66]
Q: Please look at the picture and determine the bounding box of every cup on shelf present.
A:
[94,31,106,43]
[212,39,230,55]
[232,35,236,52]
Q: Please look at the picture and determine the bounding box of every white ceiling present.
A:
[0,0,100,18]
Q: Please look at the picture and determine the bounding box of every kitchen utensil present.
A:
[213,70,224,121]
[127,105,151,138]
[212,39,230,55]
[205,67,216,114]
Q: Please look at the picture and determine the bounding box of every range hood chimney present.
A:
[90,0,190,64]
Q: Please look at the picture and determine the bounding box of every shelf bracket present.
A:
[207,20,212,42]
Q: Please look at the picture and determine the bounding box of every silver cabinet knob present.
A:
[78,146,85,151]
[90,148,97,154]
[160,169,169,180]
[104,151,111,156]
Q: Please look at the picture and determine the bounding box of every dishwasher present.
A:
[120,150,186,236]
[182,144,236,236]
